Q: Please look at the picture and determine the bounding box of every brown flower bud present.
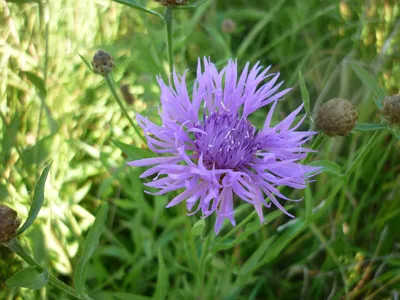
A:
[0,205,21,244]
[316,98,358,137]
[154,0,187,6]
[382,94,400,125]
[221,19,237,34]
[92,50,114,75]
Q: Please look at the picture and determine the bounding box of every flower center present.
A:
[194,111,262,169]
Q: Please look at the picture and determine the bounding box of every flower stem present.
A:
[4,238,86,299]
[104,73,146,144]
[164,6,174,74]
[346,130,380,176]
[197,234,211,297]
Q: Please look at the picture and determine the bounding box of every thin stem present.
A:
[304,133,327,164]
[104,73,146,144]
[4,238,86,299]
[164,7,174,74]
[346,131,380,176]
[197,234,211,297]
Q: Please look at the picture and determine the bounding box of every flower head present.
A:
[129,58,319,234]
[316,98,358,137]
[0,204,21,244]
[382,94,400,125]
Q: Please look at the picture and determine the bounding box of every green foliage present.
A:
[17,163,52,235]
[1,0,400,299]
[6,267,49,290]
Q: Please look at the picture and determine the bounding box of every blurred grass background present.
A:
[1,0,400,299]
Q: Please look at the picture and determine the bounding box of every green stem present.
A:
[104,73,146,144]
[164,7,174,74]
[346,131,380,176]
[197,234,211,297]
[304,133,326,164]
[4,238,86,299]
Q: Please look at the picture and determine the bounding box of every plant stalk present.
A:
[104,73,146,144]
[164,7,174,74]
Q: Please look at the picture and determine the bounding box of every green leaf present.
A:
[111,0,163,19]
[201,212,216,240]
[309,160,341,176]
[298,70,311,115]
[354,123,388,132]
[191,219,205,236]
[17,163,52,235]
[23,71,47,99]
[6,267,49,290]
[154,249,169,300]
[78,53,94,73]
[74,203,109,296]
[350,63,385,109]
[113,140,155,160]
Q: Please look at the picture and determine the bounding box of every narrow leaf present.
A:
[111,0,163,19]
[74,203,109,296]
[309,160,341,176]
[298,70,311,115]
[154,249,169,300]
[18,163,52,235]
[78,53,94,72]
[6,267,49,290]
[23,71,47,99]
[113,140,154,160]
[354,123,388,132]
[191,219,205,236]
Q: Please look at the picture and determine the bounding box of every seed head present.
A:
[0,205,21,244]
[221,19,237,34]
[316,98,358,136]
[154,0,187,6]
[92,50,114,75]
[382,94,400,125]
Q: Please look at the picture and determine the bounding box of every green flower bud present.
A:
[0,205,21,244]
[316,98,358,137]
[382,94,400,125]
[92,50,114,75]
[221,19,237,34]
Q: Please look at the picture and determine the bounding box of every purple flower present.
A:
[128,58,319,234]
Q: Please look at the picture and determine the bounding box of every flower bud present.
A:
[0,205,21,244]
[92,50,114,75]
[154,0,187,6]
[316,98,358,137]
[221,19,237,34]
[382,94,400,125]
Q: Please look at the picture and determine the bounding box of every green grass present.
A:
[1,0,400,299]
